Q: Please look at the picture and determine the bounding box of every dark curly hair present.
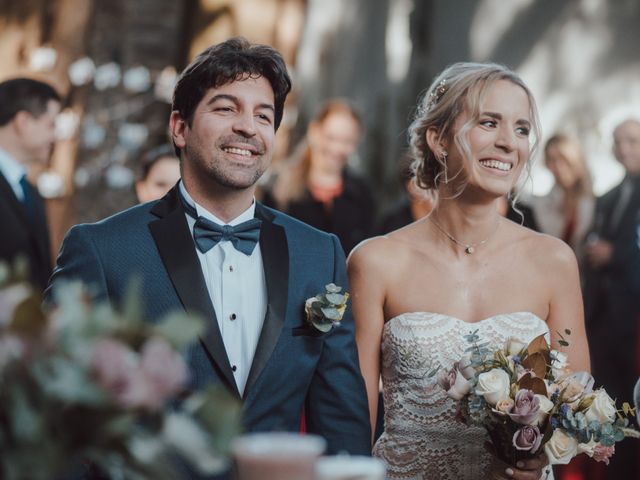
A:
[171,37,292,156]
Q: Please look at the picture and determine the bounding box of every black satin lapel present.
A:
[244,204,289,397]
[149,197,240,398]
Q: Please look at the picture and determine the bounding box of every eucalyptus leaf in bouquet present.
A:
[0,266,241,480]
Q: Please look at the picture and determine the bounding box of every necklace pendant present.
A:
[465,245,475,254]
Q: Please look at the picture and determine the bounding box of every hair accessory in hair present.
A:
[426,78,448,111]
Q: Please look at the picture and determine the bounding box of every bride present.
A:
[348,62,590,479]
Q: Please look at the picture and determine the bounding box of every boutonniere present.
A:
[305,283,350,333]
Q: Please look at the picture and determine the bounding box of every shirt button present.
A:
[229,313,237,321]
[229,265,234,272]
[232,365,237,372]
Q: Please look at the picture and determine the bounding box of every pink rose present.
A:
[495,398,515,414]
[592,444,615,465]
[91,338,160,411]
[507,389,540,425]
[91,338,137,392]
[437,362,472,400]
[513,425,542,452]
[116,369,159,410]
[559,371,594,403]
[139,337,188,400]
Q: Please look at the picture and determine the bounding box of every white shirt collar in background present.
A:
[0,148,27,201]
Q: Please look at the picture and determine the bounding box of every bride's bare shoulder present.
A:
[348,224,421,275]
[507,221,578,272]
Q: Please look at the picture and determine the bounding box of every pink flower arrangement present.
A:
[0,275,240,480]
[91,337,188,412]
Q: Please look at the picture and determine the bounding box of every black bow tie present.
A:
[180,191,261,255]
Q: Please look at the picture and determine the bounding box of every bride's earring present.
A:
[442,151,448,184]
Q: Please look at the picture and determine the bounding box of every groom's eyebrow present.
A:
[206,93,275,114]
[207,94,238,106]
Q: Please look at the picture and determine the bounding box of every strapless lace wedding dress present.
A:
[373,312,552,480]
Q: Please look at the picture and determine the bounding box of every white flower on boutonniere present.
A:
[305,283,349,333]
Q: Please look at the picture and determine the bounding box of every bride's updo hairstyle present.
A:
[408,62,541,199]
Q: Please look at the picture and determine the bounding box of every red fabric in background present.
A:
[554,456,606,480]
[300,408,306,432]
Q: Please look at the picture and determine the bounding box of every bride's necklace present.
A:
[428,216,500,254]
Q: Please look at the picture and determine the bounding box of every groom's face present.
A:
[171,74,276,191]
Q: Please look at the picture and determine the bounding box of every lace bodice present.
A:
[373,312,550,480]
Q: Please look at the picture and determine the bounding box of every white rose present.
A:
[550,350,569,378]
[577,438,597,457]
[534,394,554,426]
[475,368,511,406]
[506,337,528,356]
[584,389,617,423]
[544,429,579,465]
[457,355,476,380]
[437,364,472,401]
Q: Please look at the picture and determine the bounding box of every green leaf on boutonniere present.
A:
[305,284,350,333]
[312,320,334,333]
[325,283,342,294]
[320,307,341,321]
[325,293,346,304]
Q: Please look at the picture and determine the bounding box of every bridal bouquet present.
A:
[437,329,639,474]
[0,262,241,480]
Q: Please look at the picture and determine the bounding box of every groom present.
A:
[46,37,370,461]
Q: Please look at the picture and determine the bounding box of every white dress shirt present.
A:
[179,181,267,396]
[0,147,27,201]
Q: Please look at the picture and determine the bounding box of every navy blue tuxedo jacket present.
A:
[47,186,371,461]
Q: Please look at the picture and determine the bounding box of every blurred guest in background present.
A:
[135,144,181,203]
[0,78,60,291]
[378,153,432,234]
[264,99,375,255]
[532,133,594,261]
[583,118,640,479]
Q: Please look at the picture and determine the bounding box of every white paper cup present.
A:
[233,432,326,480]
[315,455,386,480]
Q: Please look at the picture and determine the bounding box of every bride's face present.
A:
[446,79,532,197]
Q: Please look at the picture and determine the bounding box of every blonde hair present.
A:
[271,99,361,209]
[408,62,541,203]
[544,133,593,197]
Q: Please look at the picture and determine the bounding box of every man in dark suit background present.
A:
[583,118,640,479]
[0,78,60,291]
[47,38,370,476]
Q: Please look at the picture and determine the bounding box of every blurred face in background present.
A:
[18,100,60,166]
[135,156,181,203]
[308,111,361,175]
[544,139,584,190]
[613,119,640,175]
